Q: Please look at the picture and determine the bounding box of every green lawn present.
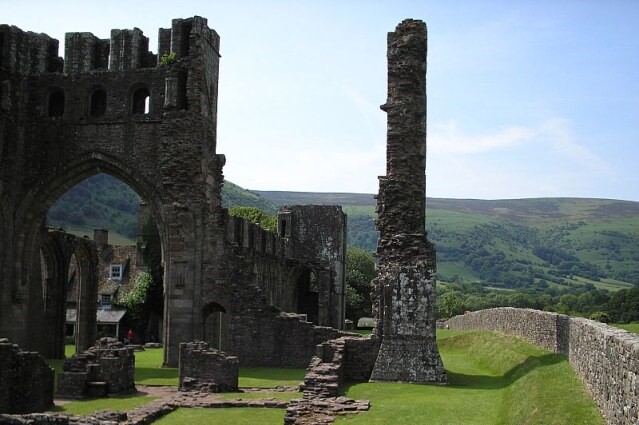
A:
[134,348,179,386]
[238,367,305,388]
[51,346,305,388]
[336,330,604,425]
[217,391,299,401]
[611,323,639,334]
[54,394,157,415]
[153,407,286,424]
[48,332,604,424]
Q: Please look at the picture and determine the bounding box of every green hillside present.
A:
[255,191,639,290]
[47,176,639,295]
[46,174,276,243]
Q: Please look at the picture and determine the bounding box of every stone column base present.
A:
[370,335,447,384]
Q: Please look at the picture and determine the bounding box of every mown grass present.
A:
[134,348,179,386]
[51,347,305,388]
[54,394,157,415]
[153,407,286,424]
[611,323,639,334]
[336,330,604,425]
[49,331,604,424]
[238,367,305,388]
[217,391,299,401]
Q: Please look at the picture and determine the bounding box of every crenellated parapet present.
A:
[0,16,218,76]
[0,25,62,75]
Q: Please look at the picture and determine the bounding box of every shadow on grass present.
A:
[446,353,565,390]
[341,352,565,394]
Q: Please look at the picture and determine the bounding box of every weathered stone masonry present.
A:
[0,17,225,367]
[179,341,239,392]
[0,339,54,414]
[0,17,347,369]
[370,19,446,383]
[57,337,135,399]
[445,308,639,425]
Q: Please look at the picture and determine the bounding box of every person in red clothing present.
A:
[127,328,135,344]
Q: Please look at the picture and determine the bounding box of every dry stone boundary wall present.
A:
[444,307,638,425]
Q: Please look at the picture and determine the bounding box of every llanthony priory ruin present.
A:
[1,14,637,425]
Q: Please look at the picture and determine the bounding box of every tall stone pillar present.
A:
[370,19,447,383]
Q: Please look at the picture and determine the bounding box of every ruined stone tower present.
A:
[370,19,447,383]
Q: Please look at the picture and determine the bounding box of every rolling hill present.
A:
[46,174,639,293]
[254,190,639,290]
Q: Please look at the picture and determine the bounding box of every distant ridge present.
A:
[255,191,639,222]
[47,175,639,289]
[253,190,376,207]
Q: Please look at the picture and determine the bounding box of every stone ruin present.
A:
[370,19,447,383]
[0,14,452,424]
[285,336,377,424]
[286,18,449,423]
[179,341,239,392]
[0,16,348,369]
[56,337,135,399]
[0,339,53,414]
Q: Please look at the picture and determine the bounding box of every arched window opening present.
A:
[90,89,107,117]
[131,87,150,115]
[48,90,65,117]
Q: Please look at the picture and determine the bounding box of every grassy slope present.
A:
[611,323,639,334]
[337,330,603,425]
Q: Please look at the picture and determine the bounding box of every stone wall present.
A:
[179,341,238,392]
[229,310,347,368]
[445,308,638,425]
[0,339,53,414]
[285,336,375,424]
[57,338,135,398]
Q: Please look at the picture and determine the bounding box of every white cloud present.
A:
[430,121,533,154]
[426,117,614,199]
[430,118,609,174]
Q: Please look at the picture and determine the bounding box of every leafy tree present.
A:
[344,247,376,320]
[589,311,610,323]
[116,271,152,331]
[139,217,164,341]
[438,291,467,320]
[228,206,277,232]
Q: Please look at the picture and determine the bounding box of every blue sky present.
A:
[3,0,638,200]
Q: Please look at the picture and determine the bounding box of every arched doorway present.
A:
[9,153,168,356]
[202,301,228,350]
[295,268,319,325]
